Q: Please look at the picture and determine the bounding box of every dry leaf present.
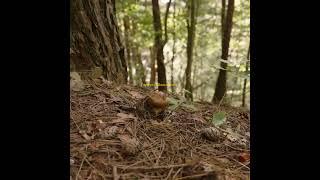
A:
[236,124,241,132]
[111,96,122,102]
[128,90,144,99]
[226,134,237,142]
[245,132,250,137]
[238,152,250,163]
[142,142,150,148]
[70,72,85,91]
[79,130,91,140]
[125,126,134,136]
[117,113,136,120]
[110,118,127,124]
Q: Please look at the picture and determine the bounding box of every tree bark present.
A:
[221,0,226,39]
[185,0,197,101]
[70,0,127,83]
[242,43,250,107]
[212,0,235,103]
[152,0,169,92]
[123,16,133,84]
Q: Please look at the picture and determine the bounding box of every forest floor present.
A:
[70,77,250,180]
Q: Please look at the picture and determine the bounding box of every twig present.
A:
[71,115,81,132]
[117,163,191,170]
[176,172,215,180]
[113,166,119,180]
[225,143,250,152]
[122,158,158,170]
[228,157,250,170]
[214,126,247,139]
[165,168,174,180]
[155,139,165,165]
[172,167,183,179]
[76,155,86,180]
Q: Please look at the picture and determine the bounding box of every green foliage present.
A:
[115,0,250,107]
[211,111,227,126]
[167,97,183,111]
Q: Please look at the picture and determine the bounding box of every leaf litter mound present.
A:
[70,79,250,180]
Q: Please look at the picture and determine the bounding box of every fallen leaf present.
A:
[117,113,136,120]
[128,90,144,99]
[236,124,241,132]
[110,118,127,124]
[125,126,134,136]
[142,142,150,149]
[111,113,137,124]
[245,132,250,137]
[238,152,250,163]
[111,96,122,102]
[216,157,230,164]
[226,134,238,142]
[70,72,85,91]
[79,130,91,140]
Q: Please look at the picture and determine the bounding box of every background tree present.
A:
[170,1,176,93]
[184,0,198,101]
[242,42,250,107]
[149,46,156,84]
[123,15,134,84]
[212,0,235,103]
[151,0,171,92]
[114,0,250,108]
[70,0,127,83]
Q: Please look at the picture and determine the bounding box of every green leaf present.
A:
[211,111,226,126]
[167,97,182,110]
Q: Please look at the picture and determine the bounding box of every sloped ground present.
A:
[70,79,250,180]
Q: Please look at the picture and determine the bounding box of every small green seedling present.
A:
[211,111,226,126]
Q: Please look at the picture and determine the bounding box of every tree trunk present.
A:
[123,16,133,84]
[136,52,146,85]
[152,0,168,92]
[171,1,176,93]
[184,0,197,101]
[221,0,226,39]
[149,46,156,84]
[70,0,127,83]
[242,43,250,107]
[212,0,235,103]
